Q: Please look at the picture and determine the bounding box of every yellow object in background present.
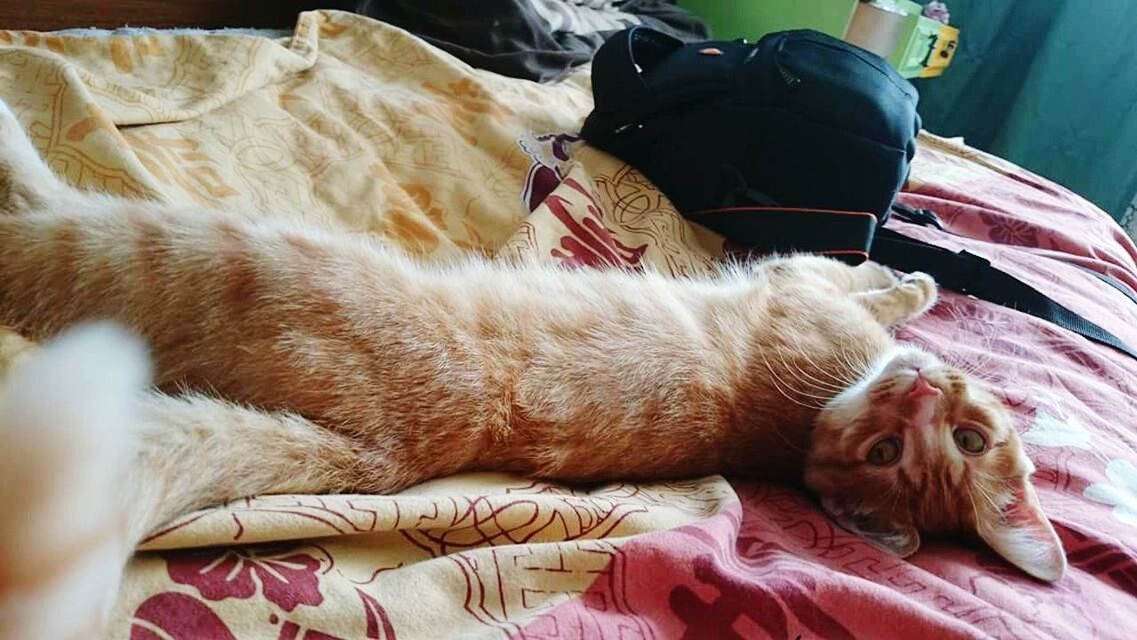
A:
[921,23,961,78]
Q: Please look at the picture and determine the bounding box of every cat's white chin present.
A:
[819,345,941,425]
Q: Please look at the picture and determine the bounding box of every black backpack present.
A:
[582,27,919,263]
[581,27,1136,359]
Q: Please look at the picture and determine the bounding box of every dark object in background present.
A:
[582,27,921,262]
[348,0,708,82]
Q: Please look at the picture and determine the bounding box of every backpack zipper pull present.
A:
[778,65,801,87]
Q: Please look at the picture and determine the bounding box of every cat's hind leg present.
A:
[0,98,70,215]
[126,390,374,547]
[0,322,377,637]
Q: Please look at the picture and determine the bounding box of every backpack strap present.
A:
[871,226,1137,359]
[692,206,878,263]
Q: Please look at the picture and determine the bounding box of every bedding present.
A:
[1,10,1136,639]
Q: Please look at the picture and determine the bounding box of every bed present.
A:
[1,9,1136,639]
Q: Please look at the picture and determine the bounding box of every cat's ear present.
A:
[976,476,1066,582]
[820,496,920,557]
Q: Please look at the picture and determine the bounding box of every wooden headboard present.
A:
[0,0,349,32]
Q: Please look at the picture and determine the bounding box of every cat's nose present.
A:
[907,375,942,400]
[905,373,942,429]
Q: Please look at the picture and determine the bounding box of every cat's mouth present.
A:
[906,370,942,400]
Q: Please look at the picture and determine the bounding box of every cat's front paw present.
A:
[853,260,900,290]
[900,271,938,317]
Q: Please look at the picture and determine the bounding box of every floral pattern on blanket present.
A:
[2,9,1137,639]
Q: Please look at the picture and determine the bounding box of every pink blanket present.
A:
[521,136,1137,640]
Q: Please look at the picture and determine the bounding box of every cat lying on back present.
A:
[0,99,1065,638]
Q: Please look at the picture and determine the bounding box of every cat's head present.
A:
[805,345,1066,581]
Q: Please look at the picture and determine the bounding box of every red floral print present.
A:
[165,545,324,612]
[546,177,647,269]
[130,592,238,640]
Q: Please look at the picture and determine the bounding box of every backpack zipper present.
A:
[777,63,801,87]
[774,39,801,87]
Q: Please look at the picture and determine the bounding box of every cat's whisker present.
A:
[834,329,871,382]
[970,479,1002,515]
[965,370,992,384]
[970,354,996,378]
[760,348,834,400]
[776,348,847,394]
[845,325,868,370]
[831,342,857,379]
[779,383,840,405]
[778,365,844,396]
[882,481,904,514]
[963,482,985,530]
[757,347,831,411]
[794,344,855,387]
[810,348,862,391]
[957,356,998,384]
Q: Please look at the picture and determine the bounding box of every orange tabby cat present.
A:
[0,99,1064,637]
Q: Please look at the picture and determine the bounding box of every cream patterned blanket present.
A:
[1,11,734,638]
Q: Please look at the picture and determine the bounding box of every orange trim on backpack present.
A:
[819,249,871,259]
[689,206,877,220]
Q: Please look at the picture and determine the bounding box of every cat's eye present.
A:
[953,427,987,454]
[867,437,902,466]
